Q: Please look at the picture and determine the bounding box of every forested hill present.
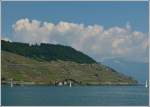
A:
[1,40,96,64]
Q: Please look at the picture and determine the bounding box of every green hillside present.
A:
[1,40,96,64]
[1,51,137,85]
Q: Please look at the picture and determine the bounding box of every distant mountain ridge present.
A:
[101,58,149,84]
[1,40,96,64]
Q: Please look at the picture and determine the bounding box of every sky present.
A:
[1,1,149,63]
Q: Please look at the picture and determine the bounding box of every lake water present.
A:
[1,85,149,106]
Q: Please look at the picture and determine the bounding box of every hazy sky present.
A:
[1,1,149,63]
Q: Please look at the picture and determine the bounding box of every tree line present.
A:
[1,40,96,64]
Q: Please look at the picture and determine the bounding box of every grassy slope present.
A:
[1,51,137,85]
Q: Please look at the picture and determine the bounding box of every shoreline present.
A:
[1,82,140,87]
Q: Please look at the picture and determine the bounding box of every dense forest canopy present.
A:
[1,40,96,64]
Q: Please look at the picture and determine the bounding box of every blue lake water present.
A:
[1,85,149,106]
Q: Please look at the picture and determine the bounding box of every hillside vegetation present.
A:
[1,50,137,85]
[1,40,96,64]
